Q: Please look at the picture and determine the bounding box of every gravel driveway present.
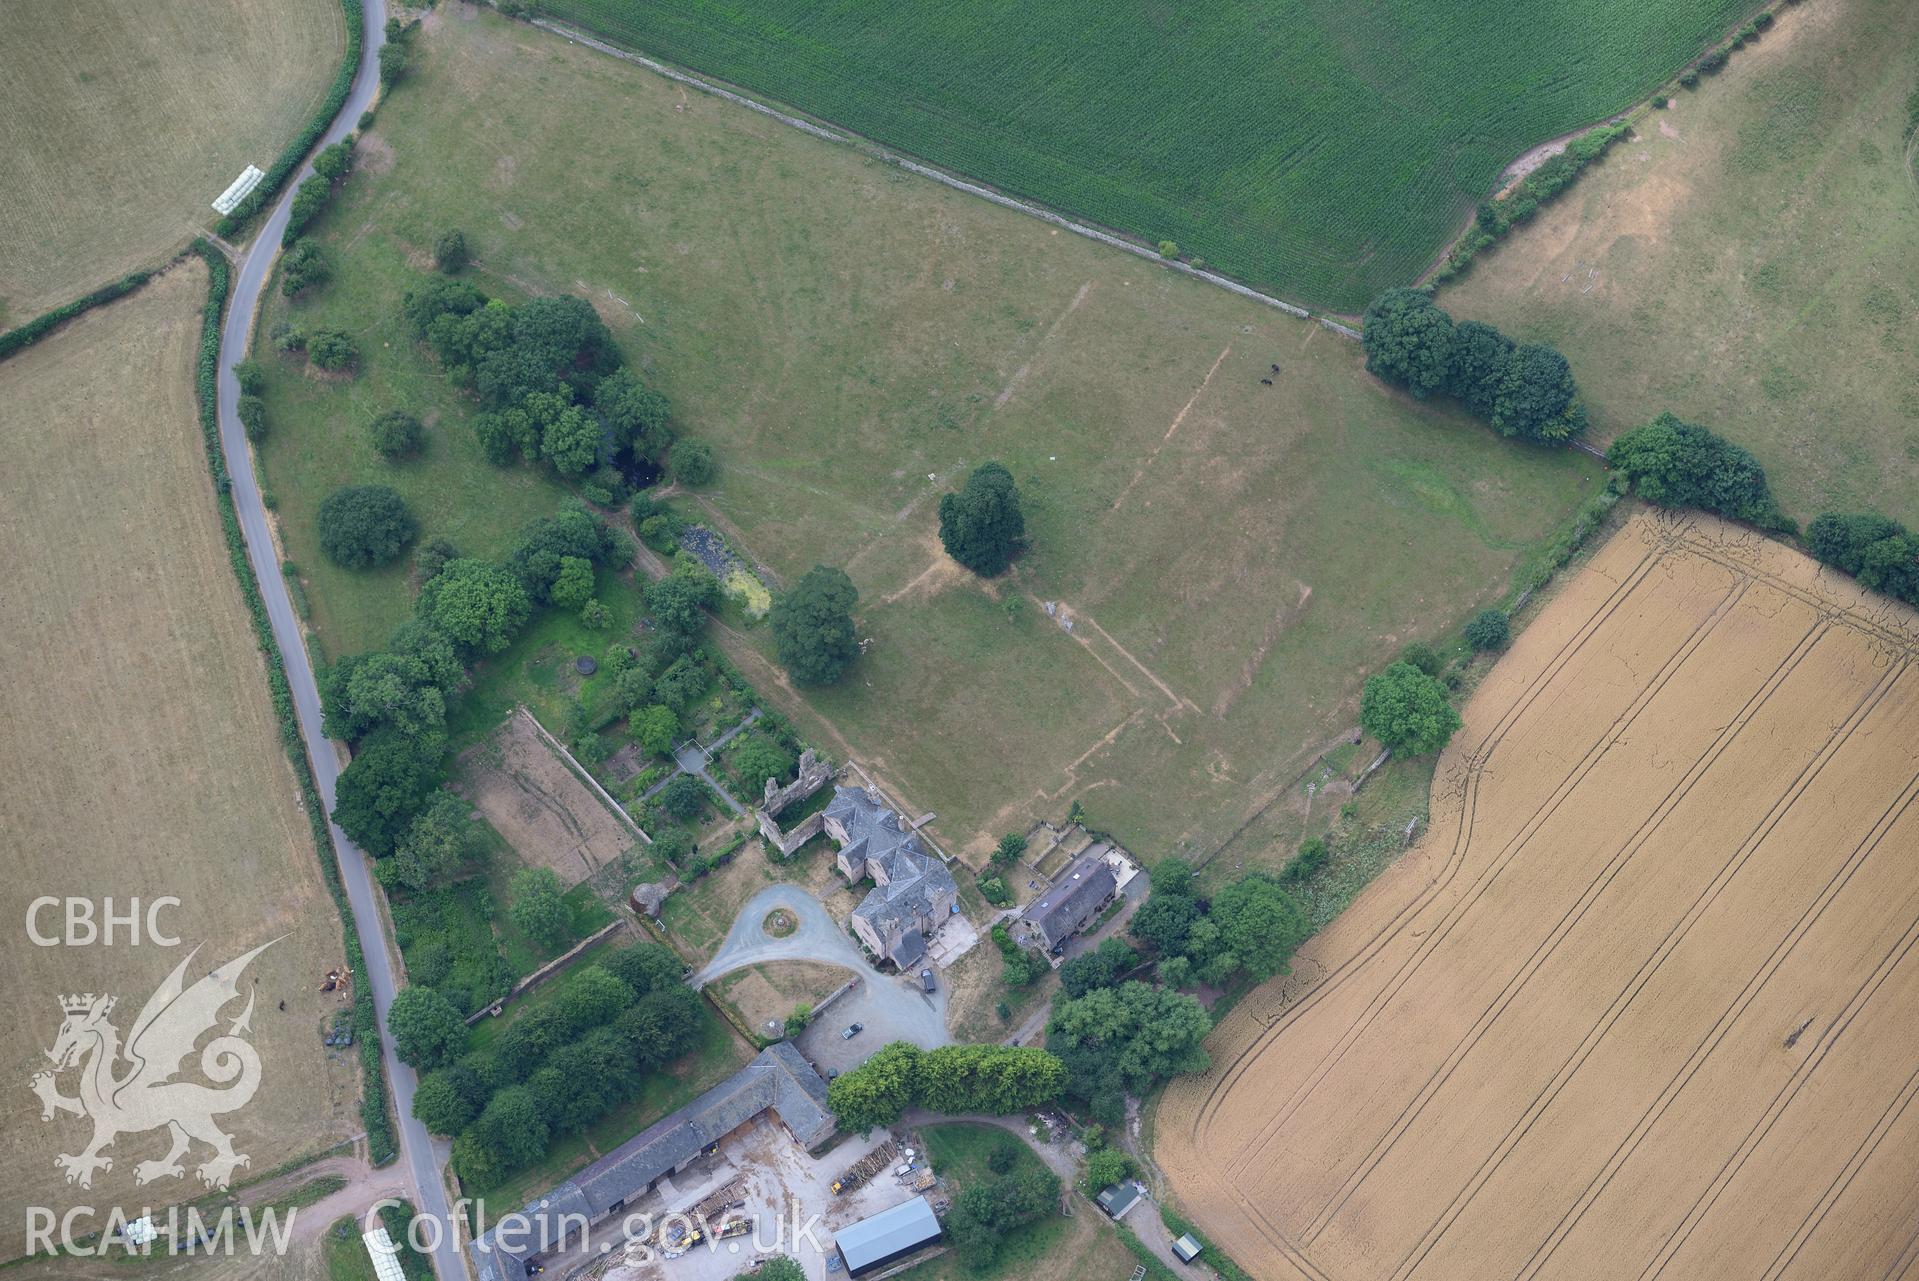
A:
[692,884,950,1073]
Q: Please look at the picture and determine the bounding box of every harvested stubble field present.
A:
[1158,510,1919,1281]
[0,264,357,1259]
[537,0,1753,311]
[254,8,1599,866]
[0,0,346,328]
[1442,0,1919,524]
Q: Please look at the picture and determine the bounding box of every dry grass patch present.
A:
[0,263,357,1259]
[1160,510,1919,1281]
[1441,0,1919,523]
[452,709,640,887]
[0,0,346,326]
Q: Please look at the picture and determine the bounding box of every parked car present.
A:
[919,968,937,993]
[841,1022,864,1040]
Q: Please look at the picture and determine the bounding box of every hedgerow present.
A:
[1431,122,1631,285]
[215,0,366,238]
[0,270,153,363]
[186,240,396,1166]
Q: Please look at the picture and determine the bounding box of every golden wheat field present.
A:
[1159,510,1919,1281]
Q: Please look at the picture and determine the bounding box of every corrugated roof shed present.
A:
[1096,1181,1143,1218]
[835,1195,942,1274]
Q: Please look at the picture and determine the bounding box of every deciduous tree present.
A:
[388,985,465,1069]
[770,565,859,685]
[1360,661,1461,757]
[938,462,1025,576]
[318,485,416,568]
[417,558,531,655]
[509,867,571,952]
[1361,288,1455,399]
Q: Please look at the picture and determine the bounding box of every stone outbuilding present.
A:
[1020,849,1118,952]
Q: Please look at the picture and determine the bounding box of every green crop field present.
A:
[253,8,1599,871]
[537,0,1751,311]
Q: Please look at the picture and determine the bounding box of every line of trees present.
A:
[824,1040,1066,1132]
[401,943,705,1186]
[1361,288,1586,444]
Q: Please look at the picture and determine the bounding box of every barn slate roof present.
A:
[468,1043,833,1281]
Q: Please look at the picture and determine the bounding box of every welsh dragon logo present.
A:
[30,940,279,1190]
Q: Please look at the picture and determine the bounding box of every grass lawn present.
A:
[1442,0,1919,526]
[254,7,1602,875]
[908,1123,1074,1281]
[461,992,754,1214]
[537,0,1752,312]
[323,1216,377,1281]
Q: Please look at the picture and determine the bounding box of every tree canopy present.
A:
[369,409,423,461]
[509,866,571,952]
[938,462,1025,576]
[1445,319,1513,418]
[1464,608,1511,652]
[594,368,672,463]
[1807,512,1919,605]
[1362,288,1455,399]
[1492,342,1586,442]
[417,558,532,656]
[770,565,859,685]
[1362,290,1584,445]
[825,1041,1064,1131]
[332,727,447,857]
[1046,981,1211,1122]
[645,561,721,636]
[1607,412,1787,530]
[317,485,417,569]
[377,791,478,892]
[1360,661,1461,757]
[1209,873,1308,981]
[388,985,466,1070]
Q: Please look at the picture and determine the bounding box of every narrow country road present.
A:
[211,8,467,1280]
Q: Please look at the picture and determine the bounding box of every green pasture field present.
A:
[537,0,1751,311]
[0,0,346,326]
[1443,0,1919,524]
[253,9,1599,870]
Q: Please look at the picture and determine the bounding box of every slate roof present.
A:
[825,786,923,875]
[851,853,957,942]
[829,787,959,962]
[1022,852,1118,948]
[835,1195,943,1273]
[469,1044,833,1281]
